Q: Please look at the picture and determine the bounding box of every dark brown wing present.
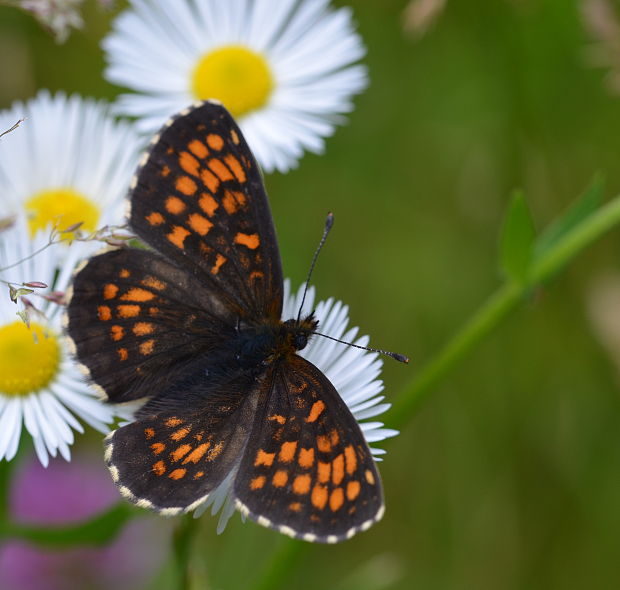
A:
[233,355,384,543]
[130,101,283,321]
[67,247,234,403]
[104,370,263,513]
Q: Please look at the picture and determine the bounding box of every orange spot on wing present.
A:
[117,348,128,361]
[306,400,325,423]
[179,151,200,177]
[142,277,166,290]
[272,470,288,487]
[347,480,361,501]
[292,474,311,495]
[188,139,209,159]
[206,133,224,150]
[165,196,186,214]
[344,445,357,475]
[317,461,331,483]
[152,461,166,476]
[268,414,286,425]
[139,339,155,355]
[165,418,183,427]
[160,165,170,177]
[222,190,247,214]
[330,429,340,446]
[211,254,227,275]
[208,158,233,181]
[133,322,154,336]
[168,225,190,249]
[279,441,297,463]
[119,269,130,278]
[151,442,165,455]
[175,175,197,196]
[207,441,224,460]
[169,468,186,480]
[144,428,155,439]
[182,442,211,464]
[149,307,160,316]
[365,469,375,485]
[317,435,331,453]
[117,305,140,318]
[255,449,275,467]
[230,129,240,144]
[332,454,345,485]
[298,447,315,469]
[330,487,344,511]
[146,211,164,226]
[234,232,260,250]
[311,484,328,510]
[110,325,124,342]
[251,475,266,490]
[171,444,192,462]
[188,213,213,236]
[98,306,112,321]
[171,427,190,441]
[289,501,302,512]
[224,154,246,183]
[194,471,205,479]
[103,283,118,300]
[199,193,219,216]
[121,288,155,302]
[200,169,220,193]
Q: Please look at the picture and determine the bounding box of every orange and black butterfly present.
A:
[67,101,392,543]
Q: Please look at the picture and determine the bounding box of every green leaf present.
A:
[535,174,605,258]
[0,503,135,548]
[499,191,536,284]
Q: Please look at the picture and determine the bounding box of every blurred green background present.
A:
[2,0,620,588]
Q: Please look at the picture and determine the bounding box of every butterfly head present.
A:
[283,313,318,353]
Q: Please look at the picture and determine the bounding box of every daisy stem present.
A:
[172,514,200,590]
[387,192,620,430]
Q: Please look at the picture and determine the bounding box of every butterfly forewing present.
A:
[130,101,283,321]
[234,355,384,543]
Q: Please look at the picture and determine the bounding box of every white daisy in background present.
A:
[103,0,368,172]
[0,216,117,466]
[0,90,142,241]
[195,280,398,532]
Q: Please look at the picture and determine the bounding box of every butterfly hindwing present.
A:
[67,247,235,403]
[233,355,384,543]
[130,101,283,321]
[105,371,264,512]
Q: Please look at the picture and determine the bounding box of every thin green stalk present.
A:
[388,193,620,431]
[387,281,522,431]
[172,514,200,590]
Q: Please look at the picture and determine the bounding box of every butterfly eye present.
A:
[293,332,308,351]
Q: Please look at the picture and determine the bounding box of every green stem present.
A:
[388,193,620,431]
[387,281,522,431]
[172,515,200,590]
[252,539,305,590]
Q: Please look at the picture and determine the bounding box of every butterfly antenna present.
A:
[314,331,410,364]
[297,212,334,323]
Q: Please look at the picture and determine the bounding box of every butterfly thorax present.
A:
[233,314,318,371]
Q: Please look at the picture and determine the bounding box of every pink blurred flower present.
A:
[0,452,170,590]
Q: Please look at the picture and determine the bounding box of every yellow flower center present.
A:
[0,321,60,396]
[25,188,100,237]
[191,45,274,118]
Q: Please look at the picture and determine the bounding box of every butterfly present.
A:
[66,101,389,543]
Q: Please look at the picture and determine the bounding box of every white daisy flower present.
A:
[0,216,117,466]
[103,0,368,172]
[195,279,398,532]
[0,90,142,240]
